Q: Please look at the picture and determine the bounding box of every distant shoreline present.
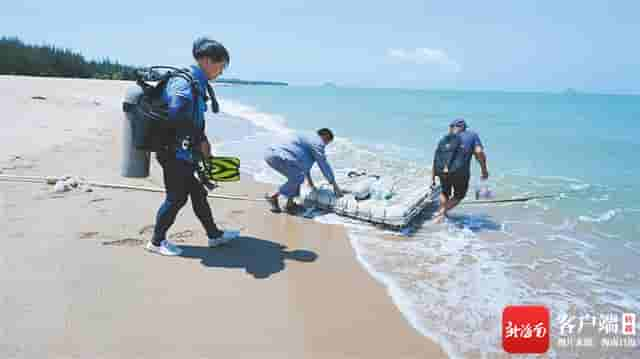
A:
[0,72,289,87]
[1,37,289,86]
[215,79,288,86]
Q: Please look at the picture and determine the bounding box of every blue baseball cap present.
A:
[449,118,467,129]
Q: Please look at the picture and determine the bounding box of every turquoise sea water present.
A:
[210,85,640,359]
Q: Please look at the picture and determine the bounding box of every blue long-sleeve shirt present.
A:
[271,134,336,184]
[162,65,210,162]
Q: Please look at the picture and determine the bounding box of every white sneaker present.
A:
[145,240,183,256]
[208,230,240,247]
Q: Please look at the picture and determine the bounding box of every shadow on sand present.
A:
[178,236,318,279]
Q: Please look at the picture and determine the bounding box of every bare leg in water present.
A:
[433,194,462,223]
[433,193,449,223]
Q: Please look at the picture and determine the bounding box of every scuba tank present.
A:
[121,66,216,178]
[121,85,150,178]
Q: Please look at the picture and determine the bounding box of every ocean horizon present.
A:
[279,83,640,97]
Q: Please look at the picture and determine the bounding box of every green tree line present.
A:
[0,36,138,80]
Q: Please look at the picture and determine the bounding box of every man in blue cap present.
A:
[431,119,489,223]
[146,37,239,256]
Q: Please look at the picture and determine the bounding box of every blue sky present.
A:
[3,1,639,93]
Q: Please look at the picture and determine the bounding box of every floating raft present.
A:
[300,185,442,229]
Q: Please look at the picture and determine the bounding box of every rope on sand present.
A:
[0,174,267,202]
[0,174,559,205]
[461,194,558,205]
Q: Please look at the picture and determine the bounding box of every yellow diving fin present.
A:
[205,156,240,182]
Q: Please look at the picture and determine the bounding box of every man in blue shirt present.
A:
[146,38,239,256]
[431,119,489,223]
[264,129,343,213]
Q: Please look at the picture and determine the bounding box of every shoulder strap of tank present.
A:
[179,67,202,119]
[206,82,219,113]
[137,66,208,105]
[446,134,462,170]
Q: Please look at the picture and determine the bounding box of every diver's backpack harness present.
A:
[123,66,219,152]
[433,133,465,176]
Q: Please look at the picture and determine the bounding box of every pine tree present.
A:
[0,36,137,80]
